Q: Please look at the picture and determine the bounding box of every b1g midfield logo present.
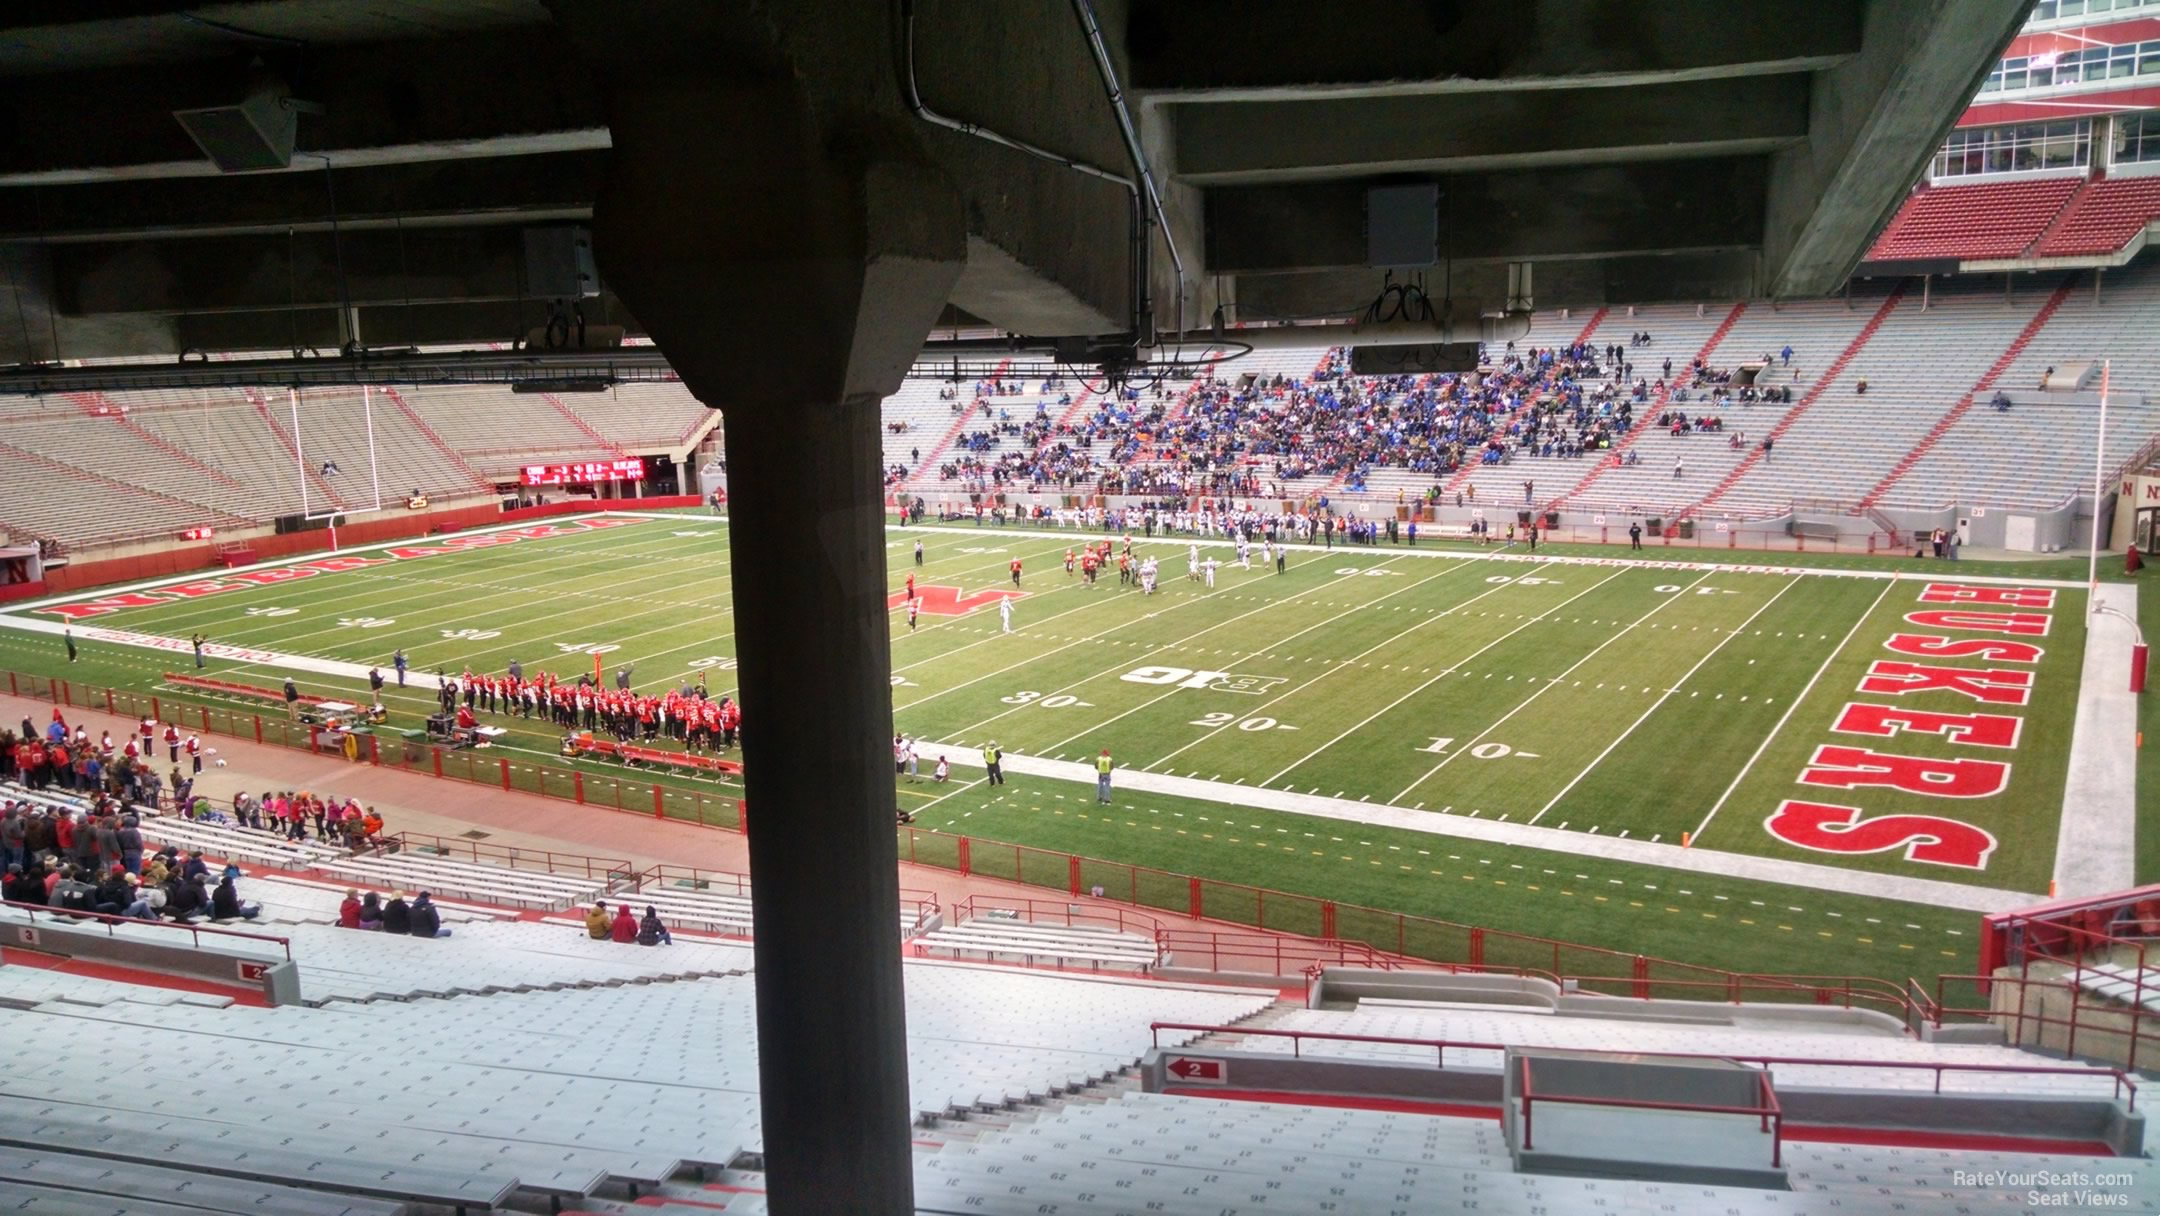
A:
[1119,665,1287,695]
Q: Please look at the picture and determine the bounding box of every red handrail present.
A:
[389,831,634,886]
[1518,1055,1783,1163]
[1,896,292,960]
[954,894,1165,938]
[1146,1022,2138,1109]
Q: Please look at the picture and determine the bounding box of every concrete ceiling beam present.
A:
[1204,159,1768,275]
[0,26,601,185]
[48,226,539,317]
[1231,250,1763,321]
[0,152,605,243]
[1126,0,1858,100]
[1760,0,2031,297]
[1174,76,1810,186]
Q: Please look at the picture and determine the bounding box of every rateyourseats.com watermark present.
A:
[1954,1168,2142,1208]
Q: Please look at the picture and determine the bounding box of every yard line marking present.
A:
[1528,575,1801,826]
[1260,568,1629,788]
[1024,557,1461,757]
[1689,578,1896,845]
[1138,564,1527,773]
[896,554,1412,713]
[1390,570,1715,804]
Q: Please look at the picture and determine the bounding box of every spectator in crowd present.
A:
[357,891,384,930]
[164,873,208,923]
[586,902,612,940]
[211,873,259,920]
[637,906,672,946]
[380,891,411,934]
[409,892,449,939]
[92,866,132,916]
[2,862,39,904]
[339,889,363,928]
[117,815,143,876]
[610,903,638,943]
[123,874,166,920]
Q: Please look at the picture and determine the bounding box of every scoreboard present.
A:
[519,458,644,486]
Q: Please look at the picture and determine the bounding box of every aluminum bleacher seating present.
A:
[1700,279,2053,515]
[1231,1004,2126,1100]
[914,915,1162,972]
[0,955,1278,1210]
[634,874,932,938]
[558,380,713,449]
[311,848,610,911]
[1866,177,2083,261]
[910,1089,2157,1214]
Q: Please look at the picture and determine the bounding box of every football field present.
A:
[0,508,2103,981]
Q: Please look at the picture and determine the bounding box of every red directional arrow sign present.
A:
[1165,1056,1226,1084]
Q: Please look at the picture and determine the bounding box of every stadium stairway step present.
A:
[1681,282,1909,519]
[542,389,631,457]
[1548,301,1747,512]
[379,384,496,492]
[1858,273,2078,509]
[1440,307,1609,496]
[905,356,1013,493]
[2021,177,2095,258]
[247,387,349,510]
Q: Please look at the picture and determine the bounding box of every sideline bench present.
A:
[566,732,743,777]
[163,672,331,708]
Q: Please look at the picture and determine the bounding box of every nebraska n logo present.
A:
[889,585,1028,617]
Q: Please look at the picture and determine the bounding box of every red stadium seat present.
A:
[1866,178,2082,261]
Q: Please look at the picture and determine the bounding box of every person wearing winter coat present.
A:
[610,904,638,943]
[637,906,672,946]
[380,892,411,934]
[408,892,449,939]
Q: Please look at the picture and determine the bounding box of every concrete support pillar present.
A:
[561,9,965,1208]
[723,397,912,1208]
[676,457,691,496]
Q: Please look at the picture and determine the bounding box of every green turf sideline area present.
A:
[0,509,2117,988]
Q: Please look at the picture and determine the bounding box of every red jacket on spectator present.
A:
[611,906,638,943]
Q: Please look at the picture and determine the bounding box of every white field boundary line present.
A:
[1688,578,1897,845]
[1031,558,1468,765]
[894,554,1462,716]
[426,529,1088,688]
[31,521,1068,698]
[0,511,670,617]
[2053,582,2137,897]
[138,519,1045,656]
[1526,575,1803,827]
[940,554,1422,742]
[140,528,753,642]
[1262,568,1632,788]
[928,748,2036,913]
[891,532,1473,675]
[882,521,2093,589]
[1139,567,1579,777]
[1390,570,1717,803]
[204,531,754,659]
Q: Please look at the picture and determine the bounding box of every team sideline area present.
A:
[0,714,2148,1216]
[0,510,2115,981]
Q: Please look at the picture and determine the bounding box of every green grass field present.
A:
[0,508,2111,991]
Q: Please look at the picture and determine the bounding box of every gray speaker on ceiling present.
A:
[174,77,302,173]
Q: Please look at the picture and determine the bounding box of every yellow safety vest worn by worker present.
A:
[1096,754,1113,775]
[983,745,1000,766]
